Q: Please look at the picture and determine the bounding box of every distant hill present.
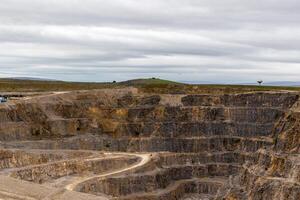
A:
[2,77,300,86]
[183,81,300,86]
[263,81,300,86]
[119,78,183,86]
[2,77,59,81]
[1,77,300,93]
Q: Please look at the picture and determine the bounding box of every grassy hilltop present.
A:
[0,78,299,94]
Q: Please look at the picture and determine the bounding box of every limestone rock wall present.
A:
[0,89,300,199]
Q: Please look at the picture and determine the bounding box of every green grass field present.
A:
[0,78,299,94]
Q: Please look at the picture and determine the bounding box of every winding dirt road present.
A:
[0,151,151,200]
[65,152,151,191]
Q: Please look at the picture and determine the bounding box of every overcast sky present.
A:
[0,0,300,83]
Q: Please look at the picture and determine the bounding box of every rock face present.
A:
[0,89,299,200]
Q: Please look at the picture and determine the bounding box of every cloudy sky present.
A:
[0,0,300,83]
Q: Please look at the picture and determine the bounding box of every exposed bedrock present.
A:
[0,90,299,199]
[239,165,300,200]
[115,177,228,200]
[77,163,238,196]
[274,111,300,153]
[0,92,296,141]
[2,135,273,153]
[0,149,89,169]
[181,93,298,107]
[10,155,139,184]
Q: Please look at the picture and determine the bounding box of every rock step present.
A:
[119,136,273,153]
[113,121,275,138]
[242,150,300,182]
[117,177,227,200]
[3,135,273,153]
[6,155,139,184]
[53,105,285,123]
[0,122,32,141]
[79,163,238,197]
[181,93,298,108]
[126,106,283,123]
[0,149,89,170]
[156,152,254,166]
[0,118,95,142]
[0,106,20,123]
[46,118,91,137]
[48,92,298,111]
[240,166,300,199]
[0,120,277,142]
[274,110,300,154]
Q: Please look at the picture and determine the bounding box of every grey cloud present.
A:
[0,0,300,82]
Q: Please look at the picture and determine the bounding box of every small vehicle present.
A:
[0,96,7,103]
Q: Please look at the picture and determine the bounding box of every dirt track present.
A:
[0,150,151,200]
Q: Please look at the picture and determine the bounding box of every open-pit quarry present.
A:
[0,88,300,200]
